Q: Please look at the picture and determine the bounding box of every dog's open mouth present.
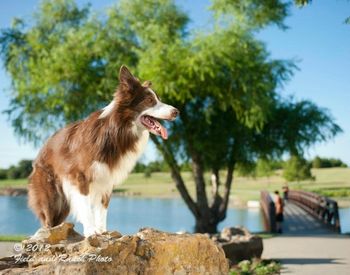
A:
[140,115,168,139]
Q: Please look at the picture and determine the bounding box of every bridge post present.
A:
[260,191,277,233]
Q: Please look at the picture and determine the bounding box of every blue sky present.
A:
[0,0,349,168]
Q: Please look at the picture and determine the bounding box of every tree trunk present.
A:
[194,215,219,233]
[151,135,237,234]
[150,135,200,218]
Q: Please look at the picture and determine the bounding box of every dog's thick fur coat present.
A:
[28,66,178,236]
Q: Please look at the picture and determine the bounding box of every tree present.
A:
[312,156,348,168]
[6,166,21,179]
[0,169,7,179]
[256,158,274,178]
[283,156,314,182]
[17,159,33,178]
[0,0,341,233]
[0,159,33,179]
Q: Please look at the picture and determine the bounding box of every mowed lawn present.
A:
[1,168,350,206]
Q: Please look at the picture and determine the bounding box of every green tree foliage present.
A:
[133,161,170,175]
[0,0,342,232]
[256,158,275,178]
[283,156,314,182]
[6,166,21,179]
[0,169,7,179]
[16,160,33,178]
[312,156,348,168]
[1,159,33,179]
[133,162,147,173]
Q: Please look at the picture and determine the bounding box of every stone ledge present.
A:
[0,223,229,275]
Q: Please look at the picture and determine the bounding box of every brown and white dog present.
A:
[28,66,179,236]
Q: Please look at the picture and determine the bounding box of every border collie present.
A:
[28,66,179,236]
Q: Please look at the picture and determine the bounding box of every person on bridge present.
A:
[282,185,289,202]
[274,190,284,233]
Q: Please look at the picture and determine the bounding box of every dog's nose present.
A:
[171,108,179,118]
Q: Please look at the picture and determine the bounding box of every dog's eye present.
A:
[146,97,154,104]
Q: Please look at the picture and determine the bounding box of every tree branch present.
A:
[218,140,239,221]
[218,161,235,221]
[189,149,209,212]
[150,135,200,218]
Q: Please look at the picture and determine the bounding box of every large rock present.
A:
[211,227,263,265]
[0,223,228,275]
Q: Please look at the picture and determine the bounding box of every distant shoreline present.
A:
[1,186,350,208]
[0,186,249,208]
[1,168,350,208]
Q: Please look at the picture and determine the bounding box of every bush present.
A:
[236,161,257,177]
[312,188,350,198]
[133,160,170,174]
[256,159,274,178]
[312,156,348,168]
[0,169,7,179]
[283,156,314,182]
[6,166,22,179]
[17,160,33,178]
[230,259,281,275]
[144,167,152,178]
[0,159,33,179]
[134,162,147,173]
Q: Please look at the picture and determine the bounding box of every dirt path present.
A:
[0,242,17,258]
[263,235,350,275]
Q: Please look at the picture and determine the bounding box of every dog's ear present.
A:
[119,65,139,90]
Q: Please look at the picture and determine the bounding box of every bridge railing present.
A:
[288,190,341,232]
[260,191,276,233]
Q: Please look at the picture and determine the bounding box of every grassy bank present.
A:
[0,235,27,242]
[1,168,350,206]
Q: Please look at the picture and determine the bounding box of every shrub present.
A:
[312,156,348,168]
[230,259,281,275]
[6,166,22,179]
[0,169,7,179]
[283,156,314,182]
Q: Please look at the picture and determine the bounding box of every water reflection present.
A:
[0,196,264,235]
[1,196,348,235]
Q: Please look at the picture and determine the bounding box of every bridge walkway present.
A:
[282,201,337,235]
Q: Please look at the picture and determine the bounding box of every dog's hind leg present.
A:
[28,165,68,228]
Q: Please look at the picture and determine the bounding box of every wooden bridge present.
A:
[260,190,350,274]
[260,190,341,234]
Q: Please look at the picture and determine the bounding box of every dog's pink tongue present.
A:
[160,125,168,140]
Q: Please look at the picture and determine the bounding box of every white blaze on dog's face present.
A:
[138,87,179,139]
[116,66,179,139]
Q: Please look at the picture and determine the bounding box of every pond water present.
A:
[339,207,350,234]
[0,196,264,235]
[1,196,349,235]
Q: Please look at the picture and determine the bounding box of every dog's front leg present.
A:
[71,193,96,237]
[93,193,110,234]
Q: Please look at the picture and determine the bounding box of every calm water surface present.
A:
[1,196,349,235]
[0,196,264,235]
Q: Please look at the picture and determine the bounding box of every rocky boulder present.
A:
[211,227,263,265]
[0,223,228,275]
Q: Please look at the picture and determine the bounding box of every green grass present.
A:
[311,187,350,198]
[1,168,350,206]
[0,178,27,188]
[0,235,27,242]
[230,259,281,275]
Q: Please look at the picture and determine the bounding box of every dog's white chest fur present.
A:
[62,129,150,236]
[91,129,150,187]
